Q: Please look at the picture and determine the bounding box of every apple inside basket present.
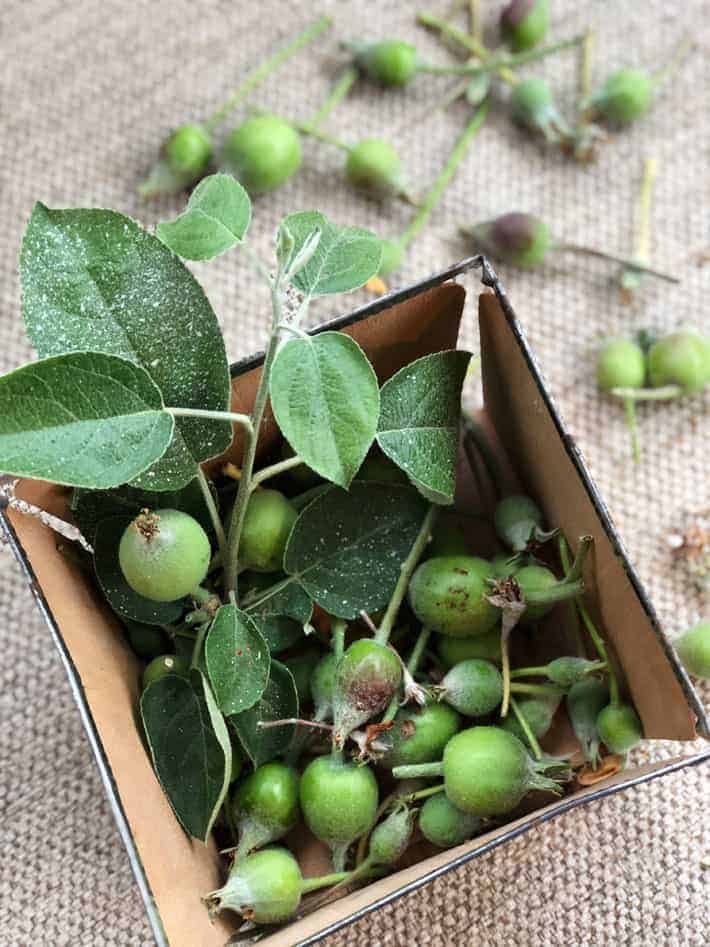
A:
[3,265,707,947]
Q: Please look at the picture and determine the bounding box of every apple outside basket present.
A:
[2,257,708,947]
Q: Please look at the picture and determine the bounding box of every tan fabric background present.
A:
[1,1,708,944]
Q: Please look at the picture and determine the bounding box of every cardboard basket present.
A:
[2,257,708,947]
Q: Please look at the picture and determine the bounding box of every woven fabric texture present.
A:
[1,1,708,944]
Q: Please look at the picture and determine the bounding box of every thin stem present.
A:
[382,626,432,724]
[578,30,595,102]
[500,628,511,717]
[512,660,602,680]
[557,535,585,657]
[417,37,584,77]
[398,783,445,804]
[196,468,227,563]
[635,157,657,263]
[168,626,198,641]
[509,682,565,698]
[418,12,499,63]
[554,244,680,283]
[652,37,694,87]
[190,621,210,670]
[391,761,443,781]
[250,453,305,490]
[333,858,387,891]
[510,696,543,760]
[581,602,619,705]
[560,534,592,586]
[573,30,596,155]
[468,0,482,44]
[166,407,254,436]
[224,281,284,596]
[203,16,332,131]
[241,240,274,286]
[257,718,332,731]
[525,579,584,607]
[304,67,358,131]
[332,618,346,661]
[375,507,438,644]
[395,101,489,252]
[295,122,351,152]
[509,665,550,679]
[418,13,581,84]
[356,792,395,867]
[558,535,620,705]
[300,871,351,895]
[610,385,682,402]
[359,611,378,634]
[624,398,641,464]
[427,77,476,114]
[520,535,592,612]
[329,857,381,891]
[355,779,430,867]
[407,626,431,674]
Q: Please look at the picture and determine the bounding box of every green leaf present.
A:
[278,211,382,297]
[244,579,313,653]
[284,482,428,619]
[270,332,379,488]
[94,515,184,625]
[72,477,217,543]
[205,605,270,715]
[377,350,472,505]
[229,660,298,767]
[141,669,231,841]
[156,174,251,260]
[0,353,173,489]
[20,203,232,490]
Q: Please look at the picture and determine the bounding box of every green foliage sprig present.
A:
[4,179,475,843]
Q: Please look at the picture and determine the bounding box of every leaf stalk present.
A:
[204,16,332,132]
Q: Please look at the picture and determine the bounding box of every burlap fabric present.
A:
[1,1,708,944]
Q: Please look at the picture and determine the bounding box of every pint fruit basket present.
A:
[1,178,707,946]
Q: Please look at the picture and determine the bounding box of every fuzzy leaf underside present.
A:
[278,211,382,296]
